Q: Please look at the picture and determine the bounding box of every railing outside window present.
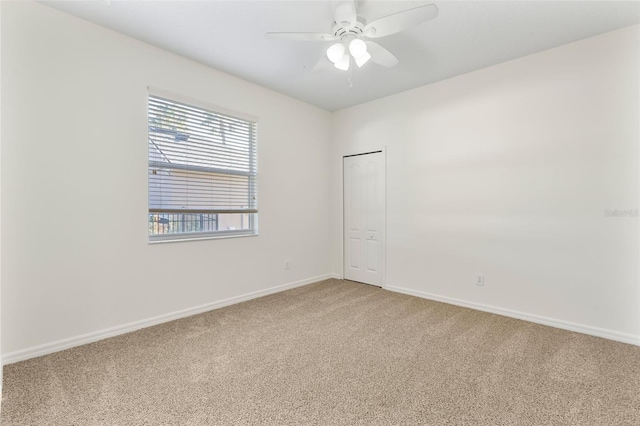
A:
[149,213,218,236]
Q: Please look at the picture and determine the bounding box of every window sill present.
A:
[148,232,258,244]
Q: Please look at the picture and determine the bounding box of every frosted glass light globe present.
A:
[326,43,345,64]
[349,39,368,59]
[355,52,371,68]
[334,53,350,71]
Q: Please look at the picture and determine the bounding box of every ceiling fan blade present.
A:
[331,0,357,27]
[363,4,438,39]
[366,41,399,68]
[265,32,337,42]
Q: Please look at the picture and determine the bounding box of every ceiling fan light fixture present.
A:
[334,53,350,71]
[348,38,368,59]
[326,43,345,64]
[267,3,440,75]
[355,51,371,68]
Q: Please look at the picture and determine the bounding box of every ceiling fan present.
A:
[265,0,438,71]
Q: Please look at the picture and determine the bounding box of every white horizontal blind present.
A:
[148,94,257,220]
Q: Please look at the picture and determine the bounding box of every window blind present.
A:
[148,95,257,217]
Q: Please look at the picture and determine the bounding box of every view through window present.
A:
[148,91,258,241]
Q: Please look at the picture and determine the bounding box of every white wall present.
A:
[331,25,640,344]
[1,2,333,359]
[0,0,3,393]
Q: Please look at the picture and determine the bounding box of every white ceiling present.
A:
[41,0,640,111]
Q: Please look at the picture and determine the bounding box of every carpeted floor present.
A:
[2,279,639,425]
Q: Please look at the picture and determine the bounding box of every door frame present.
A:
[342,148,387,288]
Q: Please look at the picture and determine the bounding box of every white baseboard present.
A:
[386,285,640,346]
[3,274,338,366]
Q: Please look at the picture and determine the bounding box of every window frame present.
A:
[147,87,259,243]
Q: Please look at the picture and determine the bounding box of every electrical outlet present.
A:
[285,259,291,270]
[476,274,484,286]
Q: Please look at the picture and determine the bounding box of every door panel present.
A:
[366,161,378,232]
[344,152,385,286]
[348,163,361,231]
[366,240,378,272]
[349,238,361,269]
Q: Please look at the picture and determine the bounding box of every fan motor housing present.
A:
[332,19,366,40]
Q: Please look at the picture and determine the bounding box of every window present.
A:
[148,90,258,241]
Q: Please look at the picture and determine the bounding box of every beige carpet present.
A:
[2,279,639,425]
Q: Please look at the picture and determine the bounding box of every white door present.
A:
[343,151,385,286]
